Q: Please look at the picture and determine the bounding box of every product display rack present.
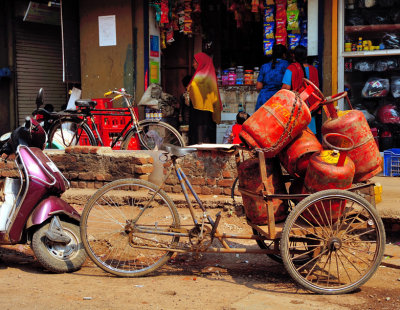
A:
[338,0,400,153]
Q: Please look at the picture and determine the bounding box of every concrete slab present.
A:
[372,176,400,221]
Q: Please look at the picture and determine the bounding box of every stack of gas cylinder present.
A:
[237,87,382,225]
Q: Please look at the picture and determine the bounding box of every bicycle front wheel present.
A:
[47,118,96,149]
[80,178,180,277]
[121,120,185,150]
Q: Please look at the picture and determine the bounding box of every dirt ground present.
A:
[1,203,399,310]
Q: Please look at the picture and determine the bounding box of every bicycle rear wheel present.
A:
[281,189,385,294]
[80,178,180,277]
[121,120,185,150]
[47,118,96,149]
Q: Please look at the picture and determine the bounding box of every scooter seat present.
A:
[75,100,97,109]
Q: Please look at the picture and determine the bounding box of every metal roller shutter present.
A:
[15,21,66,125]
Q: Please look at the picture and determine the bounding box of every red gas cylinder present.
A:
[322,109,382,182]
[237,157,287,225]
[279,128,323,178]
[303,134,355,224]
[239,85,321,158]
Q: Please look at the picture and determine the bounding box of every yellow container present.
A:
[374,183,382,204]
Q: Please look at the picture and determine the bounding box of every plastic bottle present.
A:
[236,66,244,85]
[228,68,236,85]
[253,67,260,84]
[222,70,229,86]
[244,70,254,85]
[357,37,363,51]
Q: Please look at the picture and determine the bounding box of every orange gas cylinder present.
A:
[303,134,355,224]
[279,128,323,178]
[322,107,382,182]
[237,157,287,225]
[239,83,322,157]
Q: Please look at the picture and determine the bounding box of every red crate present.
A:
[101,128,140,150]
[92,98,113,109]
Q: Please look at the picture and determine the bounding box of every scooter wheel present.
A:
[32,220,87,273]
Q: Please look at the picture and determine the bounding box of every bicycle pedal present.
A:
[210,212,221,237]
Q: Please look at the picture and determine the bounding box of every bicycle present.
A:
[32,88,185,150]
[80,143,385,294]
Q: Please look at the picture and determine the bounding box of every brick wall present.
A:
[162,150,239,196]
[0,147,241,197]
[0,146,154,189]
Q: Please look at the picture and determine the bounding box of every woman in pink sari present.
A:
[187,52,222,144]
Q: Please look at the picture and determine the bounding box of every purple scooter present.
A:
[0,91,86,273]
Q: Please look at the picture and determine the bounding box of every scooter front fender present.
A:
[26,196,80,229]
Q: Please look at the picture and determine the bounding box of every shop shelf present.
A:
[342,49,400,58]
[383,148,400,177]
[345,24,400,34]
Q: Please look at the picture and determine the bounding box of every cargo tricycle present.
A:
[79,80,385,295]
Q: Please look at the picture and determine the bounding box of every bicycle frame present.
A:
[130,153,280,255]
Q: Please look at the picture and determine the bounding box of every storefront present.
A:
[153,0,322,143]
[337,0,400,152]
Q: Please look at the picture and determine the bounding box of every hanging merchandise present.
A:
[287,9,300,31]
[288,33,301,50]
[287,0,298,11]
[192,0,201,13]
[160,0,169,24]
[263,39,275,55]
[183,0,193,35]
[264,6,275,22]
[275,26,287,46]
[149,0,162,22]
[251,0,260,13]
[166,25,175,43]
[264,22,275,39]
[275,3,287,28]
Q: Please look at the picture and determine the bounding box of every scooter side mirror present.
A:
[36,88,44,109]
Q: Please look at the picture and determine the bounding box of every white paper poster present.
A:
[98,15,116,46]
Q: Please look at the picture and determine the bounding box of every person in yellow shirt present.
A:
[187,52,222,144]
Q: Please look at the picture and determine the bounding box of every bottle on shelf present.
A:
[357,37,363,51]
[222,70,229,86]
[228,67,236,85]
[236,66,244,85]
[253,67,260,84]
[244,69,254,85]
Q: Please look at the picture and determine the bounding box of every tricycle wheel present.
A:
[281,189,385,294]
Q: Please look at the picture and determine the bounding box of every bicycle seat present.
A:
[75,99,97,109]
[160,143,197,157]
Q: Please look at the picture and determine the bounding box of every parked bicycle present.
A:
[80,143,385,294]
[32,88,185,150]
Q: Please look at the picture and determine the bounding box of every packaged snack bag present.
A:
[264,22,275,39]
[287,10,300,31]
[263,39,275,55]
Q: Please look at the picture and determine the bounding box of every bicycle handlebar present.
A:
[104,89,134,105]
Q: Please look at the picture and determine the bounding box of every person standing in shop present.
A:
[187,52,222,144]
[282,45,319,91]
[255,44,289,111]
[282,45,320,135]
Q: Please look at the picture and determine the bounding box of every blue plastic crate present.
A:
[383,148,400,176]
